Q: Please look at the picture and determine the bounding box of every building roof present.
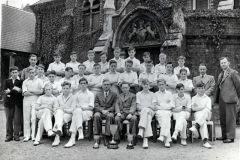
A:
[1,4,36,53]
[32,0,55,6]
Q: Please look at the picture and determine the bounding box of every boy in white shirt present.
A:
[99,52,109,74]
[119,60,139,94]
[125,47,140,73]
[83,50,95,75]
[33,83,57,146]
[177,68,194,98]
[73,64,88,91]
[52,81,75,147]
[46,71,60,96]
[59,67,77,94]
[22,68,44,142]
[137,79,155,149]
[64,78,94,148]
[47,52,66,81]
[139,60,157,91]
[110,47,125,73]
[172,83,191,146]
[190,82,212,149]
[88,63,104,96]
[66,51,80,75]
[153,78,174,148]
[36,64,49,83]
[104,60,120,95]
[154,53,167,76]
[140,52,154,73]
[174,56,190,77]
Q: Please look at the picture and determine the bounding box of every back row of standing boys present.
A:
[4,46,215,150]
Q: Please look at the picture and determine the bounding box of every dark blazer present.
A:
[215,68,240,104]
[94,90,117,113]
[4,78,23,107]
[193,74,215,96]
[115,92,136,114]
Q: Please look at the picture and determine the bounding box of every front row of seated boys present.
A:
[32,77,212,149]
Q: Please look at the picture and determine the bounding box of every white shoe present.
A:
[171,132,178,140]
[189,126,197,132]
[142,138,148,149]
[157,135,164,142]
[47,130,55,137]
[64,139,76,148]
[52,135,60,147]
[23,137,30,142]
[203,142,212,149]
[165,142,170,148]
[33,141,40,146]
[138,129,144,138]
[78,129,84,140]
[31,137,35,141]
[181,139,187,146]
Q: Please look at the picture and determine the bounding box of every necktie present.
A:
[105,92,108,98]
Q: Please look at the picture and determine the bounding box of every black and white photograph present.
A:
[0,0,239,160]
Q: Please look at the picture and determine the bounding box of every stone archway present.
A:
[112,7,167,64]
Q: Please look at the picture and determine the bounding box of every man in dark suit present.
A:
[215,57,240,143]
[115,82,138,147]
[4,66,23,142]
[93,78,117,149]
[193,63,215,103]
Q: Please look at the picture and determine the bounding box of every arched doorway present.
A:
[113,7,167,65]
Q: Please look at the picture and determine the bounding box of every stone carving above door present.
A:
[126,18,160,45]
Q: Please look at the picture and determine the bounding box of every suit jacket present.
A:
[94,91,117,113]
[193,74,215,96]
[215,68,240,104]
[115,92,136,114]
[4,78,23,107]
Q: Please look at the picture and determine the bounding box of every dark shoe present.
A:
[14,137,20,141]
[223,139,234,143]
[5,137,13,142]
[216,137,226,141]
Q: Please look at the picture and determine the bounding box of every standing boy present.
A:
[22,68,44,142]
[4,66,23,142]
[125,47,140,73]
[66,51,80,75]
[83,50,95,75]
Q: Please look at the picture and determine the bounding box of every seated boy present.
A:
[83,50,95,75]
[137,79,155,149]
[64,78,94,148]
[66,51,80,75]
[52,81,75,147]
[115,82,137,148]
[172,83,191,146]
[190,82,212,149]
[119,60,139,94]
[33,83,57,146]
[153,79,174,148]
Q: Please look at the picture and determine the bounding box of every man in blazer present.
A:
[93,78,117,149]
[4,66,23,142]
[215,57,240,143]
[115,82,137,145]
[193,63,215,103]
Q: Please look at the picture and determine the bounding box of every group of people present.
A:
[4,46,240,150]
